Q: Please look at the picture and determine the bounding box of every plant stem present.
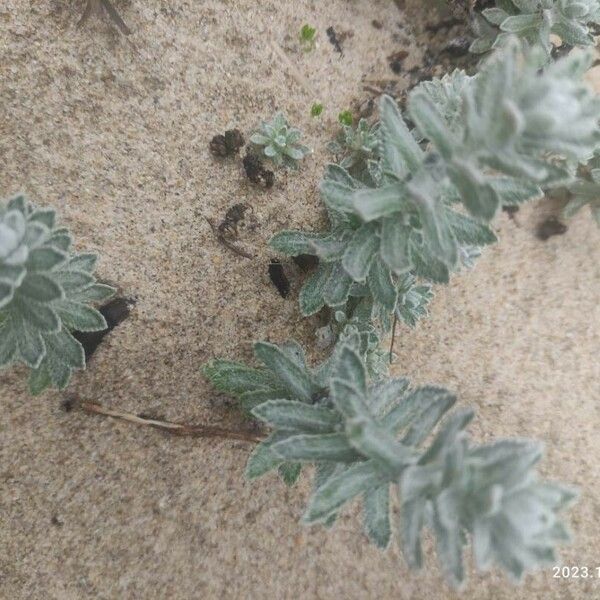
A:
[72,397,264,443]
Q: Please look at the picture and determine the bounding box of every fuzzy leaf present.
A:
[252,400,340,433]
[254,342,314,402]
[342,223,380,282]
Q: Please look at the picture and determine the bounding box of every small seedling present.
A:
[310,103,324,117]
[299,24,317,51]
[337,110,353,126]
[249,113,311,169]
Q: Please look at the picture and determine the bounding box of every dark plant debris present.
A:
[73,297,134,360]
[78,0,131,35]
[388,49,409,74]
[206,204,255,259]
[209,129,245,157]
[536,216,568,241]
[243,152,274,188]
[326,26,344,55]
[268,259,290,298]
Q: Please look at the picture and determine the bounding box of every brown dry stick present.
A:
[71,396,264,443]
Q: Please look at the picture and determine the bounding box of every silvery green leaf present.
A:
[44,329,85,369]
[367,259,397,312]
[69,283,115,303]
[432,489,465,586]
[27,364,52,395]
[19,273,63,302]
[445,209,497,246]
[254,342,314,402]
[17,322,45,368]
[299,262,332,316]
[411,187,458,265]
[252,400,340,433]
[330,377,370,421]
[483,7,510,24]
[0,281,14,308]
[408,93,456,159]
[53,270,94,291]
[380,218,412,274]
[488,176,543,205]
[341,222,380,282]
[66,253,97,273]
[310,230,351,262]
[202,359,281,396]
[379,94,424,176]
[399,494,427,568]
[363,484,391,549]
[448,161,499,221]
[402,388,457,447]
[278,462,302,486]
[303,460,383,523]
[273,433,360,462]
[57,301,107,332]
[346,418,414,472]
[333,345,368,398]
[0,324,17,367]
[410,243,450,284]
[26,247,66,271]
[352,184,408,221]
[270,230,323,256]
[245,431,290,479]
[369,377,410,417]
[500,14,542,32]
[17,299,60,332]
[323,261,353,306]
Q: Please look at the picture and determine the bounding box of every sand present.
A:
[0,1,599,598]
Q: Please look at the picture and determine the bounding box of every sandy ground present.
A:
[0,1,599,598]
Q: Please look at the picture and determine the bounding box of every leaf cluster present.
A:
[204,338,576,586]
[471,0,600,57]
[250,113,312,169]
[0,195,114,394]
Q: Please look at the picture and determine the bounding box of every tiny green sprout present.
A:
[310,103,324,117]
[338,110,353,126]
[300,24,317,50]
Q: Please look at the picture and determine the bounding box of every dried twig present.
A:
[71,396,264,443]
[205,217,255,259]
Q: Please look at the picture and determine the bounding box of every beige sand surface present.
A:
[1,1,599,598]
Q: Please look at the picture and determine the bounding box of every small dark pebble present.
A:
[268,259,290,298]
[536,216,568,241]
[371,19,383,30]
[292,254,319,271]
